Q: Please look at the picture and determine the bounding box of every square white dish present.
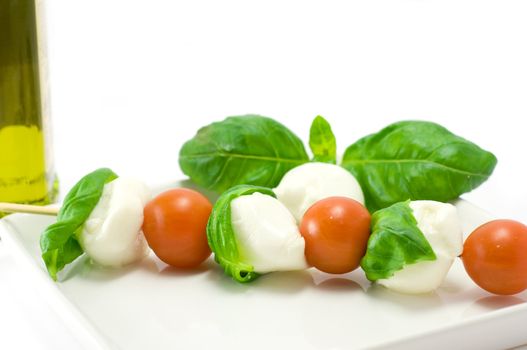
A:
[1,181,527,350]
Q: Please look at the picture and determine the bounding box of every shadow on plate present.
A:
[60,254,160,282]
[313,277,363,293]
[158,257,216,277]
[204,265,252,294]
[366,283,444,311]
[203,266,316,295]
[204,265,367,295]
[461,294,526,319]
[474,295,526,310]
[251,270,314,294]
[309,268,369,293]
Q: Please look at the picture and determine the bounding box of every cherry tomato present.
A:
[143,188,212,268]
[462,219,527,295]
[299,197,371,274]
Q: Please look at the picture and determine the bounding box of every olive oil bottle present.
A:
[0,0,58,214]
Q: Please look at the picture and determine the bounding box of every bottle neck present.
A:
[0,0,43,129]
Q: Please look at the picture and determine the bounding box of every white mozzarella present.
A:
[79,177,151,267]
[230,192,308,273]
[378,200,463,294]
[273,162,365,222]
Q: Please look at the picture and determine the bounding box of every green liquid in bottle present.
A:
[0,0,58,216]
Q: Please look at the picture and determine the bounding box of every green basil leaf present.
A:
[341,121,497,212]
[309,115,337,164]
[179,115,309,193]
[40,168,118,280]
[207,184,276,283]
[360,201,436,281]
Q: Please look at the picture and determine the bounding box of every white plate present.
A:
[1,181,527,350]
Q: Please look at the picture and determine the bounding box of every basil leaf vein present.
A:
[341,121,497,212]
[179,115,309,193]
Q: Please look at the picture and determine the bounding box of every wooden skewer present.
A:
[0,202,59,216]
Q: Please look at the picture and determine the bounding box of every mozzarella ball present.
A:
[230,192,308,273]
[274,162,365,222]
[79,177,151,267]
[378,200,463,294]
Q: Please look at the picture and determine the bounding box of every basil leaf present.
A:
[360,201,436,281]
[179,115,309,193]
[341,121,497,212]
[207,184,276,283]
[309,115,337,164]
[40,168,118,281]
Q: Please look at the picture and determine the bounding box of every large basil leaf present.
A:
[207,184,276,283]
[341,121,497,212]
[360,201,436,281]
[309,115,337,164]
[179,115,309,193]
[40,168,117,280]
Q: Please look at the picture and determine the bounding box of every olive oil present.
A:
[0,0,58,214]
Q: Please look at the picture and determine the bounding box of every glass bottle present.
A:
[0,0,58,214]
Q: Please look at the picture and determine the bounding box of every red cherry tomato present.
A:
[299,197,371,274]
[462,219,527,295]
[143,188,212,268]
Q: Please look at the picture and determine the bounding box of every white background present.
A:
[1,0,527,348]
